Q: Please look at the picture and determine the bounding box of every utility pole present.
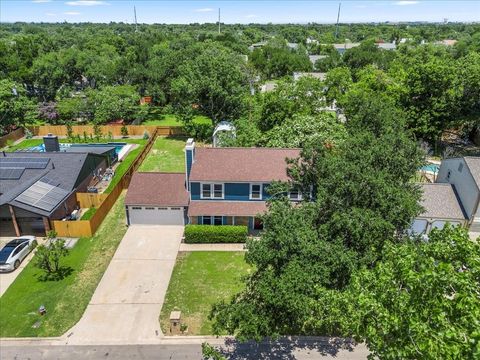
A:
[218,8,221,34]
[335,2,341,40]
[134,6,138,33]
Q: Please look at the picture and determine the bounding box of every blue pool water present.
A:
[29,142,127,156]
[420,164,440,173]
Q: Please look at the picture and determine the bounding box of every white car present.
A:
[0,236,36,272]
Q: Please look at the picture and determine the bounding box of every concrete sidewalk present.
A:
[65,225,184,345]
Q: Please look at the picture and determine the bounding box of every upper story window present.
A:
[201,183,224,199]
[289,188,302,201]
[250,183,262,200]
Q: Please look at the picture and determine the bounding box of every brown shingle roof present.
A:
[188,201,267,217]
[189,147,301,182]
[125,172,189,206]
[418,183,466,220]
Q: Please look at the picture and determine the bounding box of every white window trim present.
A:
[200,182,224,199]
[288,188,303,201]
[202,215,224,225]
[249,183,263,200]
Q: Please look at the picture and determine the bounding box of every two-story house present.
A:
[125,139,301,231]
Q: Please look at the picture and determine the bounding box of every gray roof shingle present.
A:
[418,183,466,220]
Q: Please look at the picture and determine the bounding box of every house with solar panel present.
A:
[0,147,109,236]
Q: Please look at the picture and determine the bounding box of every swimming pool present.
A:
[29,142,127,156]
[420,163,440,173]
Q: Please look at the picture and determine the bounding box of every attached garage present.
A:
[126,206,186,225]
[125,172,189,226]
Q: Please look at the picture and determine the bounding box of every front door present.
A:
[254,217,263,230]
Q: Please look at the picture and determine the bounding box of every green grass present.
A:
[3,139,43,151]
[160,251,251,335]
[138,136,186,173]
[0,192,128,337]
[143,114,212,127]
[80,207,97,220]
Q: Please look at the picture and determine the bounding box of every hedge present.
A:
[184,225,248,243]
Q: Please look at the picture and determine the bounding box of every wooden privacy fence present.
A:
[52,128,159,238]
[28,125,184,137]
[0,128,24,148]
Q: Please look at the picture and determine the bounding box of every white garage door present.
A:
[128,206,185,225]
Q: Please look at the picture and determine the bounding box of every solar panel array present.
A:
[15,179,69,212]
[0,157,49,169]
[0,167,25,180]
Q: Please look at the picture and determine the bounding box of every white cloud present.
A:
[65,1,109,6]
[45,12,57,16]
[395,1,419,5]
[64,11,81,15]
[194,8,215,13]
[32,0,52,3]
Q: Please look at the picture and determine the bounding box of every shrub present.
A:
[184,225,248,243]
[33,232,70,281]
[143,130,150,140]
[24,128,33,139]
[121,124,129,137]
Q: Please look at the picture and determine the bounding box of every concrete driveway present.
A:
[66,225,184,345]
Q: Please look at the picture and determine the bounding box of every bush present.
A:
[24,128,33,139]
[143,130,150,140]
[184,225,248,243]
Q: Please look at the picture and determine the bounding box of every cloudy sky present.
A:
[1,1,479,24]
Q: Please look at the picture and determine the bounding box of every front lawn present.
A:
[159,251,251,335]
[3,139,43,151]
[138,136,186,173]
[0,192,128,337]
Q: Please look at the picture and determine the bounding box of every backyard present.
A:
[0,192,128,337]
[142,112,212,127]
[138,136,186,173]
[159,251,251,335]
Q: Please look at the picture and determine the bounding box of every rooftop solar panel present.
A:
[0,167,25,180]
[0,157,49,169]
[15,179,70,212]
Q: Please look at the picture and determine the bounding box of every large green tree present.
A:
[0,80,37,134]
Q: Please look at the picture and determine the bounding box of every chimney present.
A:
[185,138,195,191]
[43,133,60,152]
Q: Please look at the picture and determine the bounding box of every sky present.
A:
[1,1,479,24]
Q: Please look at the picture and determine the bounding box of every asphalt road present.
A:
[0,339,369,360]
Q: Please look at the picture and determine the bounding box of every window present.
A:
[289,188,302,201]
[157,207,168,210]
[170,207,181,210]
[202,216,212,225]
[202,183,211,198]
[201,183,224,199]
[213,216,223,225]
[213,184,223,198]
[145,207,155,210]
[132,206,141,210]
[250,184,262,199]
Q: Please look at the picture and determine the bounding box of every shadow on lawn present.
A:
[218,336,358,360]
[36,266,74,282]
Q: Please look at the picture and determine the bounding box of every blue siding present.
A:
[248,217,253,230]
[190,182,201,200]
[225,183,250,201]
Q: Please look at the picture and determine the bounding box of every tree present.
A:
[323,67,353,106]
[0,79,37,135]
[33,231,69,281]
[57,96,88,122]
[171,43,250,123]
[210,94,424,340]
[310,226,480,360]
[264,113,347,148]
[37,101,59,124]
[88,85,141,124]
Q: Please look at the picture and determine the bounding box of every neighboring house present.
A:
[411,183,467,234]
[260,81,277,93]
[212,121,236,148]
[293,72,327,82]
[125,139,301,231]
[0,151,108,236]
[248,41,267,51]
[332,43,361,55]
[411,156,480,234]
[287,42,299,50]
[436,157,480,232]
[376,42,396,50]
[309,54,327,65]
[434,39,458,46]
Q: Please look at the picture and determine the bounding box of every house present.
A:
[0,151,109,236]
[293,72,327,82]
[125,139,301,231]
[436,157,480,231]
[376,42,396,50]
[412,156,480,234]
[332,43,361,55]
[309,54,327,66]
[260,81,277,93]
